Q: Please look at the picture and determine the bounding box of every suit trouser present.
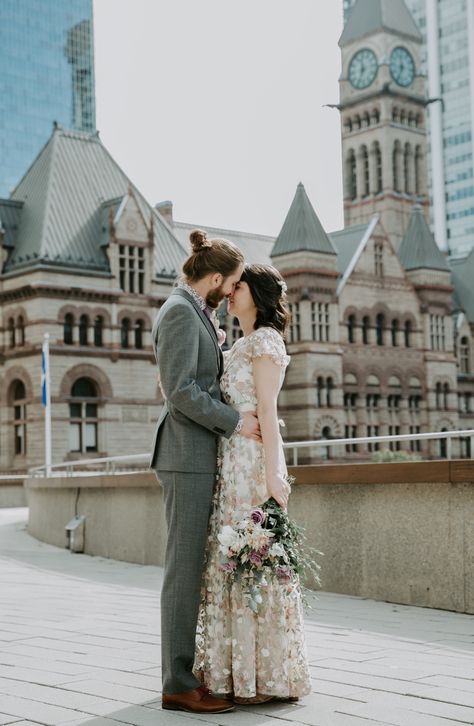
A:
[157,470,215,694]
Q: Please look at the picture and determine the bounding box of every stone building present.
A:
[0,0,472,472]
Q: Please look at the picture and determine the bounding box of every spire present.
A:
[398,205,449,272]
[339,0,422,46]
[271,183,337,258]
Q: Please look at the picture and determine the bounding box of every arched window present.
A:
[8,317,15,348]
[362,111,370,128]
[64,313,74,345]
[404,143,412,193]
[362,316,370,345]
[393,141,401,192]
[354,114,361,130]
[361,145,370,197]
[374,142,383,193]
[415,146,422,195]
[316,377,324,407]
[326,378,334,408]
[320,426,332,460]
[94,316,103,347]
[392,107,399,123]
[415,113,422,128]
[135,319,144,350]
[391,319,399,347]
[347,151,357,200]
[69,378,98,453]
[345,118,353,133]
[79,314,89,346]
[13,380,27,456]
[435,382,442,410]
[376,313,385,346]
[400,109,407,125]
[121,318,130,349]
[439,427,448,459]
[443,383,449,411]
[347,314,356,344]
[404,319,412,347]
[372,108,380,125]
[16,316,25,346]
[460,336,470,374]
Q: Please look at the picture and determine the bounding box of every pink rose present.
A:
[276,566,291,582]
[249,551,263,567]
[250,508,265,525]
[221,560,237,573]
[258,543,270,558]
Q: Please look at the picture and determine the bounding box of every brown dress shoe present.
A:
[162,685,235,713]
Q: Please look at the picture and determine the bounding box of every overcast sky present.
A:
[93,1,345,238]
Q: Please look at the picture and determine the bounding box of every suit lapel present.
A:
[172,288,222,370]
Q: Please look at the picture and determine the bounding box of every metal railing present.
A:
[2,427,468,479]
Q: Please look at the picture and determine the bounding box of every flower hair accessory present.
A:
[277,280,288,294]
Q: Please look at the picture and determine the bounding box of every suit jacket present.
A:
[149,287,239,473]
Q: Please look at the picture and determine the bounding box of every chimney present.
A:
[155,200,173,226]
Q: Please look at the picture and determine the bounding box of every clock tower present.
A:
[339,0,428,251]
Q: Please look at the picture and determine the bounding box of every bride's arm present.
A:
[253,356,290,510]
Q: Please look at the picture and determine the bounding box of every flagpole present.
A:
[42,333,52,477]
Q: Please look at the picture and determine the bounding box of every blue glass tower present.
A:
[0,0,96,197]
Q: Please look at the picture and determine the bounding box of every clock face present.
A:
[390,47,415,87]
[348,49,378,90]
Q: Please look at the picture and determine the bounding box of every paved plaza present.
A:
[0,508,473,726]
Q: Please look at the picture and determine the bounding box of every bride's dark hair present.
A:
[239,264,290,337]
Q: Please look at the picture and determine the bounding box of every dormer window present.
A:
[119,245,145,294]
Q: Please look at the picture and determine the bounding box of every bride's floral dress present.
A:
[194,326,311,700]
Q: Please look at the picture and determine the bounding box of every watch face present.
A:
[348,49,378,90]
[390,47,415,87]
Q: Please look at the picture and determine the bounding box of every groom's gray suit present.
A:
[151,287,239,694]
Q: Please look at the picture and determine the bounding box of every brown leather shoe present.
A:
[162,685,235,713]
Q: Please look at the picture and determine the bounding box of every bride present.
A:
[194,263,311,704]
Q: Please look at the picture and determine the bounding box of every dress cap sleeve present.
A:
[250,327,290,368]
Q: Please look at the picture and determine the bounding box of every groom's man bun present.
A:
[189,229,212,253]
[182,229,244,282]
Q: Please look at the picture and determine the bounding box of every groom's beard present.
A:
[206,284,226,310]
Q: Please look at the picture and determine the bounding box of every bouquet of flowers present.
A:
[217,481,323,612]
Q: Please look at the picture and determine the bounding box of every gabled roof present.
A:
[330,222,371,275]
[271,183,337,258]
[4,126,185,277]
[339,0,422,46]
[398,205,450,273]
[450,248,474,323]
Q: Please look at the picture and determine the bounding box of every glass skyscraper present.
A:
[342,0,474,257]
[0,0,96,197]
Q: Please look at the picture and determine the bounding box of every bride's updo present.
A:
[182,229,244,282]
[240,264,291,337]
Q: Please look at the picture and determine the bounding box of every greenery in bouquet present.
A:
[217,477,323,612]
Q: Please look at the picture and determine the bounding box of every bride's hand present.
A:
[267,473,291,511]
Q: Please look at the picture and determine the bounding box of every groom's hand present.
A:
[240,411,262,442]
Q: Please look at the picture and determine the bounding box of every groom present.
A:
[151,231,260,714]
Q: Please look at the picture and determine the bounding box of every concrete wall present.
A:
[25,460,474,614]
[0,481,27,508]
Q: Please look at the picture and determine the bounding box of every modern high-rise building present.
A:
[343,0,474,258]
[0,0,96,197]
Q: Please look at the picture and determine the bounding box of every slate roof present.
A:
[172,221,275,266]
[398,205,450,272]
[339,0,422,46]
[2,126,185,277]
[450,248,474,323]
[271,183,337,258]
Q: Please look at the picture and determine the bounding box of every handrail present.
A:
[19,428,474,477]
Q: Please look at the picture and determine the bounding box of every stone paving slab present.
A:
[0,507,473,726]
